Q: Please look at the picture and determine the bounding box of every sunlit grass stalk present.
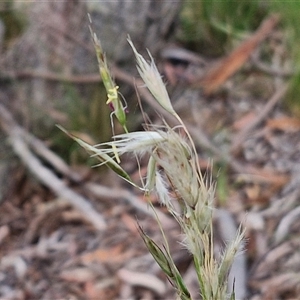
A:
[88,15,128,133]
[62,29,245,299]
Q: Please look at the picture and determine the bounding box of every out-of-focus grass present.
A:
[178,0,266,56]
[0,2,27,50]
[269,2,300,115]
[51,83,111,165]
[178,0,300,113]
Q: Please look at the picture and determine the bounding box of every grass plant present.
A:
[60,23,245,299]
[178,0,265,56]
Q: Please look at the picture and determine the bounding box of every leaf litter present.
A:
[1,13,300,300]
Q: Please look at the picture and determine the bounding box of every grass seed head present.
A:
[128,38,176,116]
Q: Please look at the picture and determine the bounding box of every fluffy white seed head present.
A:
[128,38,176,116]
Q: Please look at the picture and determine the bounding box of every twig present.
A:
[24,131,82,183]
[117,268,166,296]
[274,206,300,244]
[12,134,106,231]
[1,70,101,83]
[230,83,288,154]
[249,239,300,279]
[260,190,299,219]
[85,182,174,228]
[0,103,106,231]
[250,54,295,78]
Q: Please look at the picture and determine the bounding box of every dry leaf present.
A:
[195,14,280,94]
[60,267,96,282]
[245,184,261,201]
[84,278,118,300]
[80,244,133,265]
[232,112,257,131]
[267,116,300,132]
[121,213,139,235]
[238,166,289,188]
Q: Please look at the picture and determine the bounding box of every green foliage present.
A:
[269,1,300,54]
[178,0,266,56]
[215,162,230,205]
[286,73,300,117]
[52,83,111,165]
[179,0,300,114]
[0,2,27,50]
[66,84,111,139]
[267,2,300,114]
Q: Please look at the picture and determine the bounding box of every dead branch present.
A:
[250,55,295,78]
[275,205,300,244]
[1,70,101,83]
[117,268,166,296]
[0,102,106,231]
[85,182,174,228]
[23,130,82,183]
[231,83,288,154]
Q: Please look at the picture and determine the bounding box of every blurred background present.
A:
[1,1,300,299]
